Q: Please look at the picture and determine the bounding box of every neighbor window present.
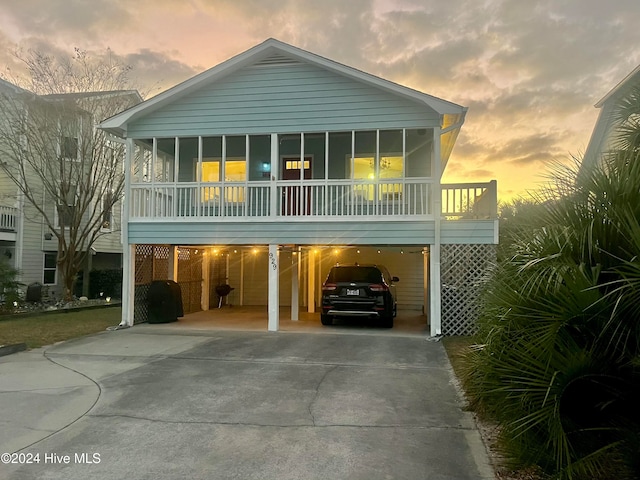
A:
[55,184,77,229]
[61,136,78,160]
[43,252,57,285]
[101,192,114,231]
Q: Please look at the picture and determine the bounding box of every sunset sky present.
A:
[1,0,639,201]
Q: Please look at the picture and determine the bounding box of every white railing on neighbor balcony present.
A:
[0,206,17,231]
[128,179,497,221]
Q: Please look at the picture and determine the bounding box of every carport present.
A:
[132,245,432,333]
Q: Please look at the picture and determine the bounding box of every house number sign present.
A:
[269,252,277,270]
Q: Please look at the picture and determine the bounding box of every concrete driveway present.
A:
[0,326,492,479]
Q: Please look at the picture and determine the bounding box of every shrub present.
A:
[0,259,22,312]
[89,269,122,299]
[465,152,640,479]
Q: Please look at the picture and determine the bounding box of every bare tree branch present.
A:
[0,49,141,300]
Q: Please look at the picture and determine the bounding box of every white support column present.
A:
[121,244,135,327]
[268,244,280,331]
[429,244,441,336]
[120,137,135,327]
[423,248,429,319]
[307,249,316,313]
[291,248,299,321]
[316,249,323,309]
[201,251,210,311]
[431,125,443,337]
[168,246,178,281]
[239,250,245,306]
[270,134,278,217]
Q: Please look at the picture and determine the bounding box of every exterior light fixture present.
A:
[106,296,111,303]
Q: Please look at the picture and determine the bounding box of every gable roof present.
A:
[42,90,143,102]
[594,64,640,108]
[99,38,466,137]
[0,78,31,95]
[583,64,640,169]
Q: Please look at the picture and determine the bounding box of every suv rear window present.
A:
[327,267,382,283]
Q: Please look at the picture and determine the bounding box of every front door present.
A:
[282,156,312,215]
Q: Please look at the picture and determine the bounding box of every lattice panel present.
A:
[134,284,150,324]
[177,247,203,314]
[153,245,170,280]
[440,244,496,336]
[135,244,154,285]
[134,244,171,324]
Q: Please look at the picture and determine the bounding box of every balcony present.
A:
[0,206,17,231]
[128,179,497,222]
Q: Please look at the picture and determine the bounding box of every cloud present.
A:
[120,50,202,97]
[1,0,132,39]
[1,0,639,200]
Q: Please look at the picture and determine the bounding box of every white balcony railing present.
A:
[129,179,497,221]
[441,180,498,219]
[0,206,17,231]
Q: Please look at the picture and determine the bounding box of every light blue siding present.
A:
[127,62,438,138]
[128,219,497,245]
[129,220,434,245]
[441,220,498,244]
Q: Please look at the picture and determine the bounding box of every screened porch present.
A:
[128,129,497,221]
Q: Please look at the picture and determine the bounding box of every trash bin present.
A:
[147,280,184,323]
[26,282,43,303]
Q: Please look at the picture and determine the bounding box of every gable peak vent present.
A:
[253,54,301,68]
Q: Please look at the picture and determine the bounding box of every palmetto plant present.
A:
[610,84,640,154]
[466,150,640,479]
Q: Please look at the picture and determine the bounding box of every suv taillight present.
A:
[368,284,389,292]
[322,283,337,291]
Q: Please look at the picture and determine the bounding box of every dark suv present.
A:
[321,264,399,328]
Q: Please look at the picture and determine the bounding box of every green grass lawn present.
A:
[0,307,122,349]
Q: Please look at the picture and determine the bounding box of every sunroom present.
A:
[128,125,470,222]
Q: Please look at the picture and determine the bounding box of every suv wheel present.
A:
[379,315,394,328]
[321,314,333,326]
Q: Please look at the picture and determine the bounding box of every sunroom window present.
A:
[350,130,404,201]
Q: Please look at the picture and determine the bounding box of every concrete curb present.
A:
[0,343,27,357]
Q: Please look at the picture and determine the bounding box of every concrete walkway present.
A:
[0,326,493,479]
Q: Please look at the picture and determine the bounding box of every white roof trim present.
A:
[99,38,466,137]
[595,64,640,108]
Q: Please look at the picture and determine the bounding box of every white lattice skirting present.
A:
[440,244,496,336]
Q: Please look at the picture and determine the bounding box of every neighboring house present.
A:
[0,78,141,300]
[582,64,640,171]
[100,38,498,336]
